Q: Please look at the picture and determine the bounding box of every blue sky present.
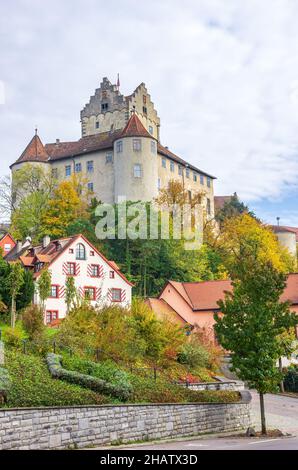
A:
[0,0,298,226]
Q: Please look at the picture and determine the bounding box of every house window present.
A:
[162,158,166,168]
[133,139,142,151]
[143,106,147,114]
[50,285,59,298]
[96,121,99,129]
[67,262,76,275]
[193,173,197,182]
[75,162,82,173]
[116,141,123,153]
[65,165,71,177]
[106,152,113,163]
[84,287,96,301]
[149,125,153,135]
[151,140,156,153]
[88,182,94,192]
[76,243,86,260]
[109,271,115,279]
[207,198,211,215]
[133,164,142,178]
[101,103,108,111]
[87,161,94,173]
[178,165,183,176]
[111,288,121,302]
[69,248,74,254]
[200,174,204,185]
[186,168,190,178]
[207,177,211,188]
[90,265,101,277]
[46,311,58,325]
[170,161,175,172]
[90,250,95,256]
[52,168,58,179]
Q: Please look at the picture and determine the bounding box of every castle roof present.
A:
[120,113,153,139]
[14,133,49,165]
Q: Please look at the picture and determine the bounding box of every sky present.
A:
[0,0,298,226]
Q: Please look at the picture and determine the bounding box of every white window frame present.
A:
[133,164,142,178]
[133,139,142,151]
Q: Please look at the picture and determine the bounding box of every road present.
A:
[93,392,298,450]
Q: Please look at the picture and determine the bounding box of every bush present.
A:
[284,366,298,392]
[22,304,45,340]
[3,326,25,349]
[0,367,11,402]
[3,349,110,407]
[46,354,132,401]
[178,343,210,369]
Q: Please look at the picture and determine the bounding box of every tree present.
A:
[41,178,89,238]
[16,270,35,311]
[214,259,298,435]
[215,193,255,226]
[36,269,51,313]
[65,276,78,313]
[11,191,49,243]
[8,262,24,328]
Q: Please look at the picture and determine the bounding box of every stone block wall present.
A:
[0,392,251,450]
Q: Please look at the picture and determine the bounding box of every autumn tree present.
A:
[215,193,255,226]
[65,276,79,313]
[8,262,24,328]
[214,260,298,434]
[36,269,51,313]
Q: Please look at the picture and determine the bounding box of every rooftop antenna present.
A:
[276,216,280,226]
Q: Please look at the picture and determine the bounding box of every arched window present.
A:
[76,243,86,260]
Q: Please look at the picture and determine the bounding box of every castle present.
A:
[11,77,216,217]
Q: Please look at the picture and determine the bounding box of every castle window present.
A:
[207,198,211,215]
[151,141,156,153]
[143,106,147,114]
[188,190,192,201]
[75,162,82,173]
[178,166,183,176]
[76,243,86,260]
[200,174,204,185]
[116,141,123,153]
[170,161,175,172]
[65,165,71,177]
[149,125,153,135]
[186,168,190,178]
[101,103,108,112]
[133,139,142,151]
[158,178,161,190]
[87,161,94,173]
[193,173,197,182]
[162,158,166,168]
[52,168,58,179]
[143,95,147,104]
[133,164,142,178]
[96,122,99,129]
[88,182,94,192]
[106,152,113,163]
[207,176,211,188]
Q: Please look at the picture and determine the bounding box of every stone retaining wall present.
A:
[180,378,244,392]
[0,391,251,450]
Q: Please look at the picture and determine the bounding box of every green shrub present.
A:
[22,304,45,340]
[177,343,210,369]
[47,354,132,400]
[3,349,110,408]
[284,366,298,392]
[0,367,11,401]
[3,327,25,349]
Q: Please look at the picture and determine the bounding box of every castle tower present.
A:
[80,77,160,141]
[113,113,159,203]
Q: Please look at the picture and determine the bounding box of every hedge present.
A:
[46,354,132,400]
[284,366,298,393]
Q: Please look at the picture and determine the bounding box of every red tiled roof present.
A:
[120,113,153,139]
[163,274,298,311]
[214,196,233,212]
[271,225,298,242]
[15,134,49,164]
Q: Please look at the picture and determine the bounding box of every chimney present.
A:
[56,138,60,144]
[16,240,22,253]
[42,235,51,248]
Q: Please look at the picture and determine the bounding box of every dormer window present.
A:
[76,243,86,260]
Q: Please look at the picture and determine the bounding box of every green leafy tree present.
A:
[214,260,298,434]
[65,276,79,313]
[36,269,52,313]
[8,262,24,328]
[215,193,255,225]
[16,269,34,311]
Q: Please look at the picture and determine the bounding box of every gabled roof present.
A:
[120,113,153,139]
[161,274,298,311]
[271,225,298,242]
[146,298,187,326]
[14,133,49,165]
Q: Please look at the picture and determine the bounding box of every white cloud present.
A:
[0,0,298,211]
